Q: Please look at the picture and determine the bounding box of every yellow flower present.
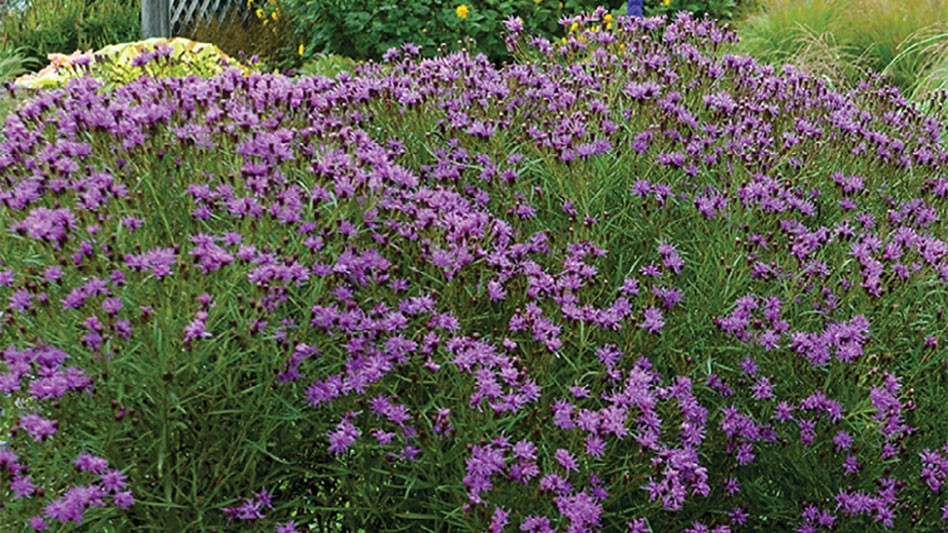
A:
[422,27,428,33]
[298,43,305,56]
[271,9,278,21]
[246,0,253,7]
[662,0,671,5]
[456,4,469,18]
[604,14,614,23]
[255,7,263,18]
[534,0,541,4]
[569,21,579,32]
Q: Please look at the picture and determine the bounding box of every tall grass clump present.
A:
[738,0,948,99]
[0,0,140,64]
[0,8,947,532]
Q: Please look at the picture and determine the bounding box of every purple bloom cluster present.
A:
[0,451,132,530]
[221,488,273,523]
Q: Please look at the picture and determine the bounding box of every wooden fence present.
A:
[142,0,245,38]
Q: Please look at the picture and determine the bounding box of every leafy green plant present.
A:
[297,53,358,77]
[13,38,250,90]
[0,46,37,83]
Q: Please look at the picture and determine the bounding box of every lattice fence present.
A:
[170,0,244,34]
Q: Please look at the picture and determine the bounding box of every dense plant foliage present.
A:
[283,0,748,63]
[0,0,139,65]
[12,38,248,90]
[1,9,947,532]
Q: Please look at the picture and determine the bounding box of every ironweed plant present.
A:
[0,8,947,532]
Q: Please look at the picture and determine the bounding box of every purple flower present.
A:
[555,448,579,474]
[19,413,57,441]
[28,516,48,531]
[628,518,649,533]
[522,515,555,533]
[833,430,853,451]
[750,377,774,400]
[182,311,212,344]
[489,507,510,533]
[504,16,524,33]
[639,307,664,334]
[11,207,77,247]
[842,454,861,475]
[75,453,110,474]
[327,414,361,454]
[624,81,662,100]
[276,521,301,533]
[100,469,128,492]
[11,474,36,498]
[124,247,178,279]
[555,491,602,530]
[113,491,135,510]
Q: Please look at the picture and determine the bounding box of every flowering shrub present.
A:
[13,38,248,90]
[1,8,947,531]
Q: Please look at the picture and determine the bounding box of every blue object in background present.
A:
[627,0,643,17]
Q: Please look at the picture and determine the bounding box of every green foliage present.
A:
[0,0,140,64]
[283,0,749,63]
[736,0,948,100]
[652,0,742,20]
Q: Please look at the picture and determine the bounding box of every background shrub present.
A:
[182,0,303,73]
[0,0,140,64]
[283,0,753,63]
